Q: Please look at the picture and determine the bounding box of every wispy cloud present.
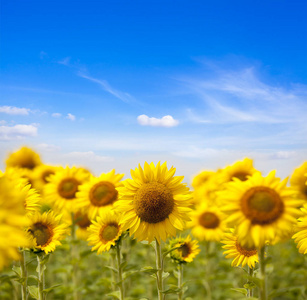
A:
[58,57,71,66]
[0,124,38,140]
[77,72,134,103]
[52,113,62,118]
[137,114,179,127]
[0,106,30,115]
[36,143,61,152]
[66,113,76,121]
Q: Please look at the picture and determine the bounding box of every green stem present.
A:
[110,253,117,292]
[20,250,28,300]
[37,255,45,300]
[258,246,267,300]
[247,267,254,298]
[178,264,184,300]
[116,243,125,300]
[155,239,164,300]
[71,213,79,300]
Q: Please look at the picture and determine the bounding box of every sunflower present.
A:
[76,170,124,220]
[44,166,90,213]
[290,162,307,201]
[292,205,307,254]
[189,203,227,242]
[74,211,92,240]
[221,229,258,268]
[22,184,41,216]
[6,146,42,171]
[27,211,69,254]
[192,179,220,206]
[114,162,192,243]
[87,210,123,253]
[32,164,58,192]
[167,235,200,264]
[219,171,303,248]
[192,170,215,189]
[218,158,260,184]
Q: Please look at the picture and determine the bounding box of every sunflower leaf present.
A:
[43,284,62,294]
[28,286,39,299]
[230,288,248,296]
[106,291,121,299]
[12,266,22,278]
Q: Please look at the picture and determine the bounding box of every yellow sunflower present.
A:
[22,184,41,216]
[221,229,258,268]
[290,162,307,201]
[192,179,220,206]
[74,211,92,240]
[292,205,307,254]
[44,166,89,213]
[189,203,227,242]
[192,170,215,189]
[76,170,124,220]
[6,146,42,170]
[27,211,69,254]
[167,235,200,264]
[87,210,123,253]
[32,164,58,192]
[218,158,260,184]
[219,171,303,248]
[114,162,192,243]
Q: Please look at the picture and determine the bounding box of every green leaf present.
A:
[162,246,182,259]
[28,286,39,299]
[104,266,118,273]
[43,284,62,294]
[230,288,248,296]
[106,291,121,299]
[162,271,170,280]
[162,288,181,294]
[120,261,127,271]
[28,275,39,282]
[244,282,256,289]
[140,266,158,274]
[12,265,22,278]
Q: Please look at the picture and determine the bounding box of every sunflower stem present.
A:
[258,246,267,300]
[71,213,80,300]
[247,266,254,298]
[116,243,125,300]
[37,254,46,300]
[20,250,28,300]
[155,239,164,300]
[178,264,184,300]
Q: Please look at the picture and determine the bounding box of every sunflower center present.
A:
[58,178,80,199]
[30,222,52,247]
[100,224,119,242]
[241,186,284,225]
[232,172,249,181]
[179,243,191,258]
[199,212,220,229]
[74,212,92,228]
[302,184,307,197]
[89,182,118,207]
[21,159,36,170]
[235,241,257,257]
[42,170,55,183]
[134,182,174,224]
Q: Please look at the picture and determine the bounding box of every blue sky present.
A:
[1,0,306,181]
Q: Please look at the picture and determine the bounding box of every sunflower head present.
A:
[87,209,123,253]
[115,162,192,243]
[191,170,215,189]
[290,162,307,201]
[221,229,258,268]
[219,171,304,248]
[6,146,42,171]
[32,164,58,191]
[27,211,70,254]
[167,235,200,264]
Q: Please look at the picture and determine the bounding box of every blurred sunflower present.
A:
[6,146,42,170]
[219,171,303,248]
[221,229,258,268]
[167,235,200,264]
[115,162,192,243]
[32,164,58,191]
[27,211,69,254]
[22,184,41,216]
[192,170,215,189]
[74,211,92,240]
[290,162,307,201]
[44,166,89,213]
[189,203,226,242]
[76,170,124,219]
[292,205,307,254]
[87,210,123,253]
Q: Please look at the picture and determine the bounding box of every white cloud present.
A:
[36,143,61,152]
[66,113,76,121]
[137,114,179,127]
[58,57,71,66]
[0,106,30,115]
[0,120,6,125]
[64,151,113,163]
[0,124,38,140]
[52,113,62,118]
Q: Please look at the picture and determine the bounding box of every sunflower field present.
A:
[1,146,307,300]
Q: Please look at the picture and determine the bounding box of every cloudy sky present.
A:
[1,0,306,182]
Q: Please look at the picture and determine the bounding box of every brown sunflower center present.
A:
[134,182,174,224]
[235,241,257,257]
[58,178,80,199]
[179,243,191,258]
[30,222,53,247]
[232,172,249,181]
[301,184,307,197]
[89,182,118,207]
[20,158,36,170]
[100,223,119,242]
[241,186,284,225]
[42,170,55,183]
[199,212,220,229]
[74,212,91,228]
